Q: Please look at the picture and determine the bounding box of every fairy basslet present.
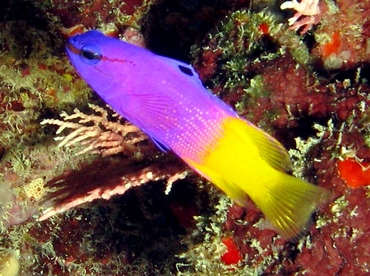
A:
[66,30,329,238]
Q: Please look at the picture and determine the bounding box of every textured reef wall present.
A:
[0,0,369,275]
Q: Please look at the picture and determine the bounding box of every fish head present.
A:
[66,30,105,80]
[65,30,135,101]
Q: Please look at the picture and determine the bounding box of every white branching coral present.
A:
[41,103,146,157]
[40,104,189,220]
[280,0,322,34]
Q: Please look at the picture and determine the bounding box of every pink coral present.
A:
[280,0,323,34]
[39,157,187,220]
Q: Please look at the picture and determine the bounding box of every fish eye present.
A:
[79,44,102,65]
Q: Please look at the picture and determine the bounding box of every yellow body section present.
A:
[186,116,329,238]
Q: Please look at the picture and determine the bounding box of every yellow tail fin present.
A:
[251,172,329,238]
[185,116,330,238]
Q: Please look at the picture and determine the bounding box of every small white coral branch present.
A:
[41,104,146,156]
[280,0,321,34]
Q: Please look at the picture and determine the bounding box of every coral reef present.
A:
[187,3,370,275]
[0,0,369,275]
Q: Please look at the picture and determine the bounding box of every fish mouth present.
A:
[66,39,80,56]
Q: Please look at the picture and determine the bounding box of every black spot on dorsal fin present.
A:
[178,65,194,76]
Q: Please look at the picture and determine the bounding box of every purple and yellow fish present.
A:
[66,30,329,238]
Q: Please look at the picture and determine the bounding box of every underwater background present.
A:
[0,0,369,275]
